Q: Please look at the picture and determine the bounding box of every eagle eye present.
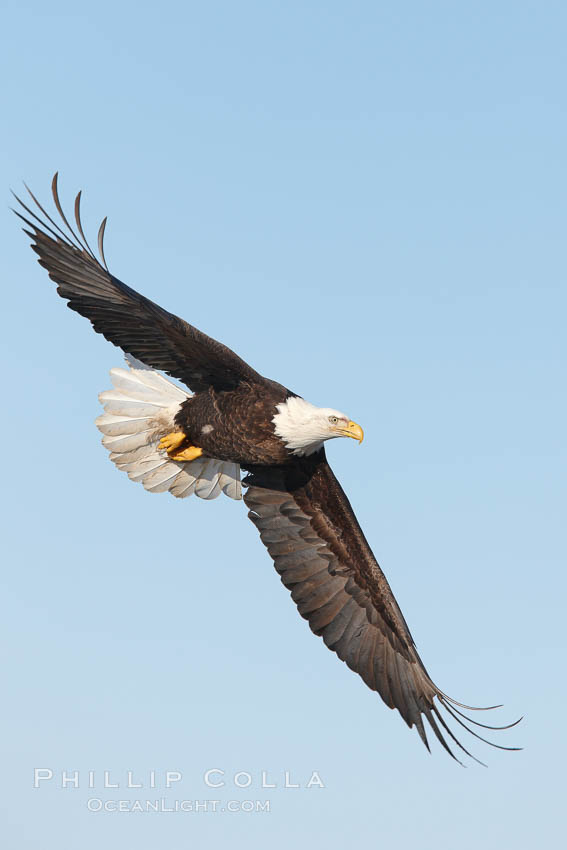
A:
[328,416,338,424]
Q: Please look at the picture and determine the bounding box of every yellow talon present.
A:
[158,431,203,462]
[158,431,187,453]
[169,445,203,462]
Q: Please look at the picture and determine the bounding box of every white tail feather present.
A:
[96,356,242,500]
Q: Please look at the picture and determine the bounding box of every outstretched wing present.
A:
[13,174,268,394]
[244,453,520,764]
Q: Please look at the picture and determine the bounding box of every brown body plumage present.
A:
[13,175,521,764]
[175,382,293,466]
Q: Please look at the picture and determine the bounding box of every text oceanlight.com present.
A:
[86,798,271,813]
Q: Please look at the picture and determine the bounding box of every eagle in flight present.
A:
[14,175,520,765]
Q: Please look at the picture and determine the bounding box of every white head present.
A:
[272,396,364,457]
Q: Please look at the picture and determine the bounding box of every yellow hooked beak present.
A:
[340,420,364,443]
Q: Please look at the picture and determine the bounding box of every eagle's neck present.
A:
[272,396,325,457]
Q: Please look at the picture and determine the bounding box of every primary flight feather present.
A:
[14,175,520,764]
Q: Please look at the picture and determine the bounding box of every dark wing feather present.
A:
[13,175,268,393]
[244,453,521,764]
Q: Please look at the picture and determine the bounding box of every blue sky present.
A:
[1,1,565,847]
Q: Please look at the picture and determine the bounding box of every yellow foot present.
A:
[169,445,203,462]
[159,431,187,454]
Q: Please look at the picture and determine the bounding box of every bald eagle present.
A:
[14,176,520,764]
